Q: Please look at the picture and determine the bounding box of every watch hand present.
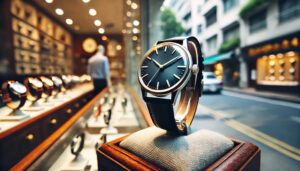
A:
[147,68,160,86]
[162,56,181,69]
[152,59,162,69]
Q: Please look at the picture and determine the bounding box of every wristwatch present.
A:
[39,76,54,98]
[61,75,72,90]
[1,81,27,110]
[138,36,204,134]
[24,77,43,102]
[50,76,63,95]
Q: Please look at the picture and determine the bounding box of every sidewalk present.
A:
[223,86,300,104]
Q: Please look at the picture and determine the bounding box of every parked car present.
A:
[202,72,223,93]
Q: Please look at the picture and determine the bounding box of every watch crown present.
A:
[192,64,199,75]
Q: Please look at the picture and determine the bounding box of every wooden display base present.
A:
[97,135,261,171]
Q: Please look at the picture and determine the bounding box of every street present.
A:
[193,91,300,171]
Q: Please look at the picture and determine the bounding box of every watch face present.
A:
[138,42,191,94]
[40,77,54,87]
[10,82,27,94]
[29,78,43,88]
[51,76,63,87]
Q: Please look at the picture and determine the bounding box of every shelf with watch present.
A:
[0,75,94,170]
[7,0,74,76]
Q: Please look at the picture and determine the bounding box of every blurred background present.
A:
[0,0,299,170]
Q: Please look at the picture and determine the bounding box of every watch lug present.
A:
[182,38,188,50]
[171,91,179,105]
[141,89,149,102]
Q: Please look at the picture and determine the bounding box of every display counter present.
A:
[0,83,94,170]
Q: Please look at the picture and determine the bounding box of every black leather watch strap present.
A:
[146,36,203,135]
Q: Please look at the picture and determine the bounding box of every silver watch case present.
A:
[138,41,192,102]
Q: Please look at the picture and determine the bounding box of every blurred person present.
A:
[87,45,111,96]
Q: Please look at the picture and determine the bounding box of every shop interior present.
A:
[0,0,261,170]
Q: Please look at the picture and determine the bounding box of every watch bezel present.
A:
[138,42,192,96]
[28,77,43,90]
[8,81,27,95]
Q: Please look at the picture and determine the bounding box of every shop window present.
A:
[256,52,299,85]
[223,24,239,43]
[206,35,217,52]
[205,7,217,28]
[223,0,239,13]
[249,10,267,34]
[214,63,223,79]
[279,0,300,23]
[197,24,202,34]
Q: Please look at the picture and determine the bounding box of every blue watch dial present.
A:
[140,45,188,91]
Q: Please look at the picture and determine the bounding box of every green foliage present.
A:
[160,8,185,39]
[218,37,240,53]
[239,0,268,18]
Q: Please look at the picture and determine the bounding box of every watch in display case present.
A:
[1,81,27,110]
[61,75,72,90]
[24,77,43,102]
[71,133,85,157]
[138,36,204,135]
[50,76,63,96]
[39,76,54,98]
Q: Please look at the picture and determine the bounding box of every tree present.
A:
[160,7,185,39]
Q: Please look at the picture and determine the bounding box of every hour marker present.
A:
[142,74,148,79]
[155,48,158,55]
[142,66,148,69]
[173,74,180,80]
[156,82,159,89]
[147,56,151,60]
[166,80,170,87]
[164,46,167,53]
[177,66,186,68]
[172,49,176,54]
[176,56,182,59]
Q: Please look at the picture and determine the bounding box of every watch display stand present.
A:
[0,108,29,121]
[22,100,44,111]
[97,126,261,171]
[100,109,118,136]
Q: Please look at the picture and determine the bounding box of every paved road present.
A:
[192,91,300,171]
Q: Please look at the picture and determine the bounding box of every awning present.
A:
[203,51,233,65]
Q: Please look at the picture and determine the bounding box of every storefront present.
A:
[242,31,300,92]
[203,51,240,86]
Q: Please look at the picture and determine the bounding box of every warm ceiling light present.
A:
[122,29,126,34]
[74,25,80,30]
[116,45,122,50]
[126,0,131,5]
[45,0,54,3]
[89,9,97,16]
[126,11,131,17]
[98,28,105,34]
[131,3,138,9]
[82,0,90,3]
[133,20,140,26]
[132,28,139,34]
[94,19,101,26]
[102,35,108,41]
[55,8,64,15]
[66,18,73,25]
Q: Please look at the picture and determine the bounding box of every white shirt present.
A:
[87,52,110,79]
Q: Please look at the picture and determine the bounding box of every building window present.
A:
[249,10,267,34]
[223,0,238,12]
[183,12,191,22]
[223,24,239,42]
[206,35,217,52]
[279,0,300,23]
[186,28,191,35]
[197,24,202,34]
[205,7,217,28]
[197,5,201,13]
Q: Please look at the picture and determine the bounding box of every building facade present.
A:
[167,0,300,92]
